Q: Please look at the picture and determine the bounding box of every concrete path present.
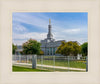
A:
[13,62,86,71]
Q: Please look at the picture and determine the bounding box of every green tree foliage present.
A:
[56,41,81,56]
[22,39,41,55]
[39,50,44,55]
[12,44,17,54]
[81,42,88,56]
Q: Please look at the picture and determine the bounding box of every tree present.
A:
[22,39,41,55]
[56,41,81,56]
[39,50,44,55]
[12,44,17,54]
[81,42,88,56]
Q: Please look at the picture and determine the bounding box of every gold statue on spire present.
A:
[49,18,51,25]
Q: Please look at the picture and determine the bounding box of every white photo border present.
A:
[0,0,100,84]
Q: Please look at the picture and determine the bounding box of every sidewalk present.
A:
[13,62,86,71]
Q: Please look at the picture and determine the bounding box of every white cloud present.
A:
[53,28,87,44]
[13,30,87,45]
[63,28,81,33]
[13,22,27,32]
[12,13,87,45]
[13,13,48,30]
[13,39,27,45]
[13,13,87,34]
[13,32,47,45]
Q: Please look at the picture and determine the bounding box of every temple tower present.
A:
[47,19,53,39]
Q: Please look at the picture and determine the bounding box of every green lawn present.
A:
[19,59,86,69]
[37,59,86,69]
[17,56,86,69]
[13,66,49,72]
[37,66,85,72]
[13,66,85,72]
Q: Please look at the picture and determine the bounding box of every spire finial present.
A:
[49,18,51,25]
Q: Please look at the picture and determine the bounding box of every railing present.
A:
[12,55,87,72]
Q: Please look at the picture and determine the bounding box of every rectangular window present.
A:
[50,48,52,55]
[53,48,55,55]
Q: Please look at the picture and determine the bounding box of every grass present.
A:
[13,66,49,72]
[37,59,86,69]
[13,66,85,72]
[16,56,86,69]
[37,66,86,72]
[19,59,86,69]
[17,59,86,69]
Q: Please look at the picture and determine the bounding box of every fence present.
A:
[12,55,87,72]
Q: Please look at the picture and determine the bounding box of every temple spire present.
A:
[47,19,53,39]
[49,18,51,25]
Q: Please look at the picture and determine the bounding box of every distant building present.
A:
[40,19,65,55]
[15,45,23,55]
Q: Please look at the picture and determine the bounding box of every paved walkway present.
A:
[13,62,86,71]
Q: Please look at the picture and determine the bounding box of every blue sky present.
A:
[12,12,88,45]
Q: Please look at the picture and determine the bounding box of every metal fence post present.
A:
[19,55,21,63]
[26,55,27,63]
[53,55,55,72]
[65,56,66,70]
[27,55,28,63]
[86,56,88,72]
[41,55,43,70]
[68,56,70,72]
[14,55,16,62]
[32,55,37,69]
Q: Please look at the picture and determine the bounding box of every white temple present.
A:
[40,19,65,55]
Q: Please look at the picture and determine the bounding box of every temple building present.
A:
[40,19,65,55]
[15,19,81,56]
